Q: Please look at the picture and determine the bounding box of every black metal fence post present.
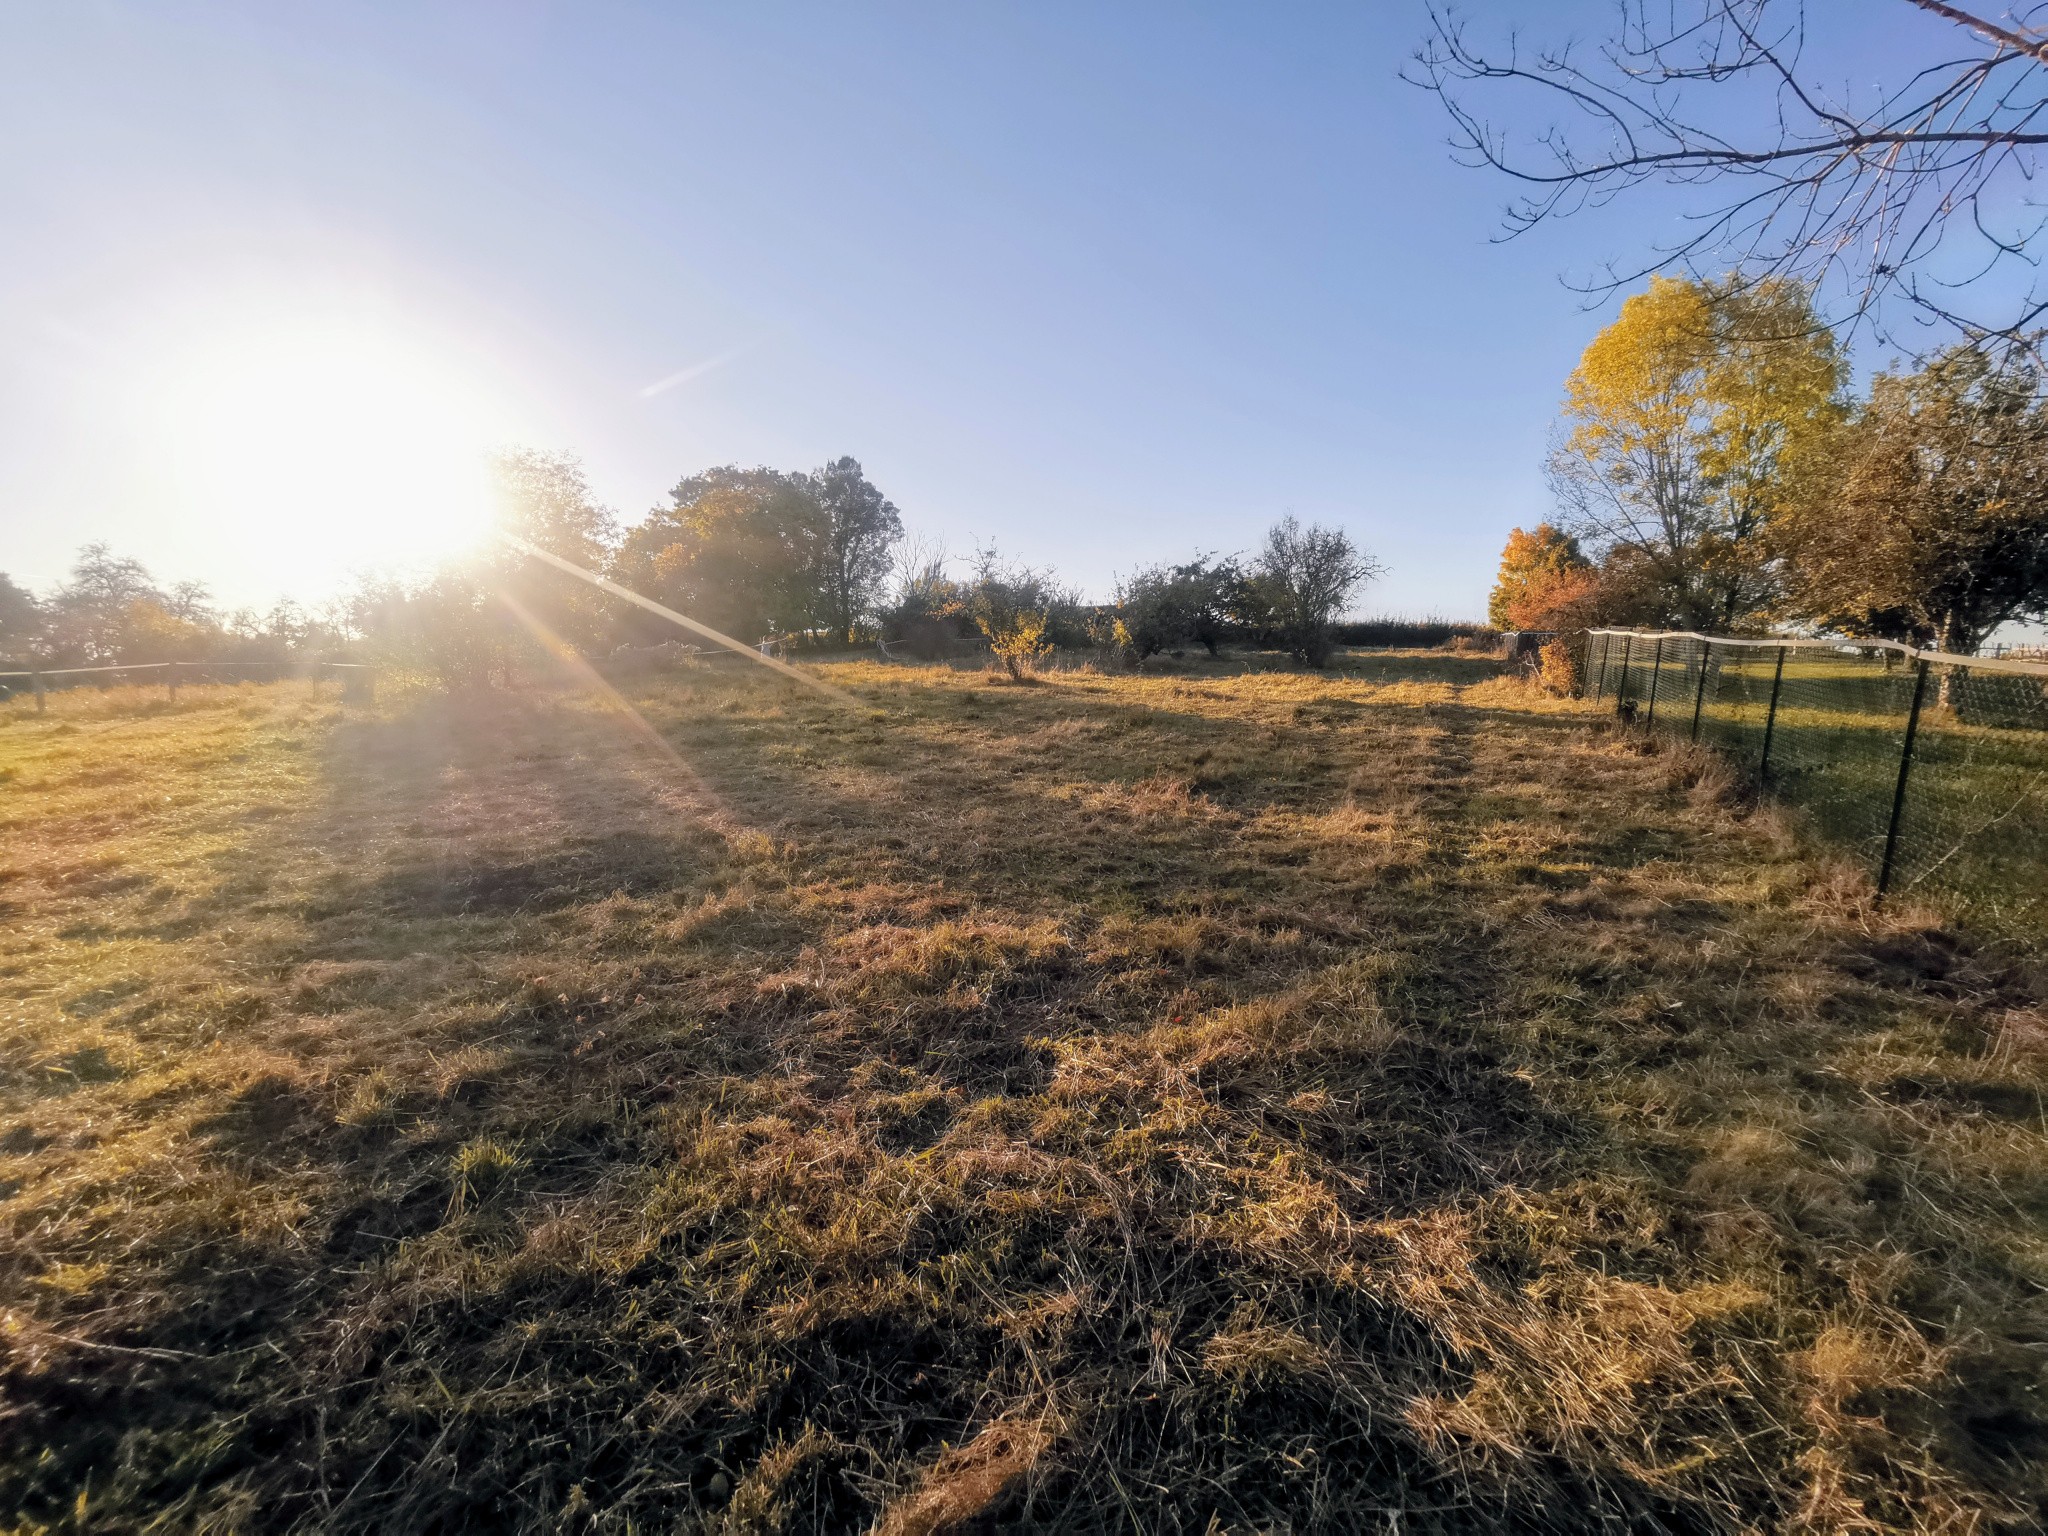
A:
[1876,658,1931,900]
[1690,639,1711,741]
[1646,638,1665,727]
[1592,634,1608,700]
[1616,635,1633,709]
[1758,646,1787,782]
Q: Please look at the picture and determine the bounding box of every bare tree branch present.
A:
[1408,1,2048,355]
[1908,0,2048,65]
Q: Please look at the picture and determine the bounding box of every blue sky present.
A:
[0,1,1950,619]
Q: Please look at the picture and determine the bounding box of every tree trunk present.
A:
[1935,613,1977,710]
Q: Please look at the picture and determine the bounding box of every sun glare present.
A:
[161,316,503,582]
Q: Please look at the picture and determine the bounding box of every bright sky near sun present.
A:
[0,1,1951,617]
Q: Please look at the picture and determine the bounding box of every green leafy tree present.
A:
[0,574,44,662]
[343,569,518,690]
[809,457,903,645]
[1778,345,2048,656]
[409,572,518,689]
[615,467,827,643]
[491,449,620,651]
[1113,556,1242,658]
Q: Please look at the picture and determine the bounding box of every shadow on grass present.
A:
[12,657,2031,1531]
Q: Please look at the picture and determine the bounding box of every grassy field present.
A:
[1612,643,2048,937]
[2,653,2046,1532]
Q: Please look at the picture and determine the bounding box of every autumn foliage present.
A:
[1549,275,1842,632]
[1487,523,1597,630]
[1776,345,2048,655]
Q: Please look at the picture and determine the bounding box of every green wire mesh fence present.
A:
[1585,629,2048,936]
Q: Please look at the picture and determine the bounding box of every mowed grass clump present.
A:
[1,656,2045,1531]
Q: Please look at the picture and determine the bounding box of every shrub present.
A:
[1329,616,1493,649]
[986,608,1052,679]
[1082,610,1139,668]
[348,569,523,691]
[880,541,979,659]
[969,547,1065,681]
[1113,557,1242,658]
[1448,631,1505,655]
[1538,637,1582,695]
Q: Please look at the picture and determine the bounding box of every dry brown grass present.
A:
[1,655,2044,1532]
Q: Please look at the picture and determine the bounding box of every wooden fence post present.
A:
[32,671,45,713]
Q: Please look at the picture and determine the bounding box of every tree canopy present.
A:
[810,457,903,645]
[616,467,826,643]
[1244,517,1381,668]
[1113,556,1242,659]
[1778,344,2048,653]
[50,544,161,661]
[0,575,43,663]
[1489,524,1597,631]
[615,459,904,645]
[1550,275,1843,631]
[491,449,620,649]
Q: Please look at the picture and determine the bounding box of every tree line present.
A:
[1,450,1384,685]
[0,546,342,671]
[888,519,1382,678]
[1491,275,2048,663]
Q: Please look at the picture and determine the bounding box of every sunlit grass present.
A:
[1,655,2043,1530]
[1613,649,2048,934]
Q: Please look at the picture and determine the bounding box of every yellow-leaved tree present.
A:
[1550,275,1843,632]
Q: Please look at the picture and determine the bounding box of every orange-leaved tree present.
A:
[1489,523,1597,630]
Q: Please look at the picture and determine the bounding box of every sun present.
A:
[161,314,504,580]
